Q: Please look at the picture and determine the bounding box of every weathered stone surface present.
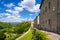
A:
[34,0,60,34]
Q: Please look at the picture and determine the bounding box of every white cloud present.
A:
[29,17,33,21]
[18,0,35,8]
[0,0,40,22]
[4,3,15,8]
[6,6,23,16]
[18,0,40,12]
[4,5,24,22]
[0,12,25,22]
[29,4,40,12]
[6,9,19,16]
[0,13,11,17]
[5,13,11,16]
[29,14,33,16]
[14,6,23,11]
[0,12,32,22]
[1,6,24,22]
[6,9,12,13]
[0,15,27,22]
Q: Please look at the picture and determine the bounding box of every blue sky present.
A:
[0,0,42,22]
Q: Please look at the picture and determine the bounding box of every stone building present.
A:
[31,21,34,28]
[34,16,38,28]
[34,15,40,29]
[34,0,60,34]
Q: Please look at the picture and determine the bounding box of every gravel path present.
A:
[15,27,60,40]
[41,31,60,40]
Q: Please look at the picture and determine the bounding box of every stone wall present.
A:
[34,0,60,34]
[57,0,60,34]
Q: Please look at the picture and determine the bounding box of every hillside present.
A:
[19,28,51,40]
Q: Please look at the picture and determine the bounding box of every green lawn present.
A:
[19,28,33,40]
[19,28,51,40]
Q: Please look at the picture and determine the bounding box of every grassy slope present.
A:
[19,28,51,40]
[19,28,33,40]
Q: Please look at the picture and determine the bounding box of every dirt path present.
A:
[41,30,60,40]
[15,27,60,40]
[34,28,60,40]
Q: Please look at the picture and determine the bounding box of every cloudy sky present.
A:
[0,0,42,22]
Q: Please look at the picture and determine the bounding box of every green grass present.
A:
[19,28,33,40]
[19,28,51,40]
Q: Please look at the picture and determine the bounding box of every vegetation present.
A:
[0,22,31,40]
[19,28,33,40]
[19,28,51,40]
[0,31,6,40]
[32,29,51,40]
[0,21,51,40]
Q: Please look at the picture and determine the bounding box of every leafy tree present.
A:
[0,26,4,30]
[32,29,49,40]
[14,22,31,34]
[0,31,6,40]
[0,22,31,40]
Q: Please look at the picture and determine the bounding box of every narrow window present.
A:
[45,7,47,12]
[49,19,50,25]
[49,2,50,9]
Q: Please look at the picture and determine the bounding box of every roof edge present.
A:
[40,0,44,9]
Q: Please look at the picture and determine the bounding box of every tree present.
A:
[0,31,6,40]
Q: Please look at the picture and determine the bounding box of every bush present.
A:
[14,22,31,34]
[32,29,50,40]
[0,22,31,40]
[0,32,6,40]
[5,32,17,40]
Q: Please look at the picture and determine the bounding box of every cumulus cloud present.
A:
[6,6,23,16]
[29,4,40,12]
[0,12,32,22]
[0,13,25,22]
[18,0,40,12]
[18,0,35,8]
[3,5,24,22]
[6,9,12,13]
[6,10,19,14]
[0,13,11,21]
[0,17,25,22]
[4,3,15,8]
[14,6,23,11]
[4,13,11,16]
[0,6,24,22]
[0,13,11,17]
[0,0,40,22]
[4,15,21,22]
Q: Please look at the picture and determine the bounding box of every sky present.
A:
[0,0,42,22]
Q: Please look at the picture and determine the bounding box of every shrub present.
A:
[32,29,50,40]
[0,31,6,40]
[5,32,17,40]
